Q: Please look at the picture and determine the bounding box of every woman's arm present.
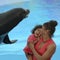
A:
[28,43,56,60]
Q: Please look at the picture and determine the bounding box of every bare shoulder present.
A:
[48,43,56,50]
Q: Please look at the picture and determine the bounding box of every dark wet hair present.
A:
[31,25,42,34]
[43,20,58,37]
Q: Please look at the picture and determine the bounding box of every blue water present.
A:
[0,0,60,60]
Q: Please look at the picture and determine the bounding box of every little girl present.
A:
[23,25,42,60]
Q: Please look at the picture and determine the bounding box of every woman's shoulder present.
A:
[48,39,56,48]
[49,39,56,44]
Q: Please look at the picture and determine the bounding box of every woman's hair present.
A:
[31,25,42,34]
[43,20,58,37]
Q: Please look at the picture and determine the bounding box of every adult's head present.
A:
[42,20,58,37]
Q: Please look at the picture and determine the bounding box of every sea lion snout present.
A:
[25,9,30,15]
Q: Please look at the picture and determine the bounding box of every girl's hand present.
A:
[28,42,34,49]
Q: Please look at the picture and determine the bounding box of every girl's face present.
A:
[34,28,42,37]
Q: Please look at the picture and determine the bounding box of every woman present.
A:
[23,25,42,60]
[28,20,57,60]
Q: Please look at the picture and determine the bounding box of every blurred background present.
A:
[0,0,60,60]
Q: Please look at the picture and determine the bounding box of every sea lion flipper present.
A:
[3,35,17,44]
